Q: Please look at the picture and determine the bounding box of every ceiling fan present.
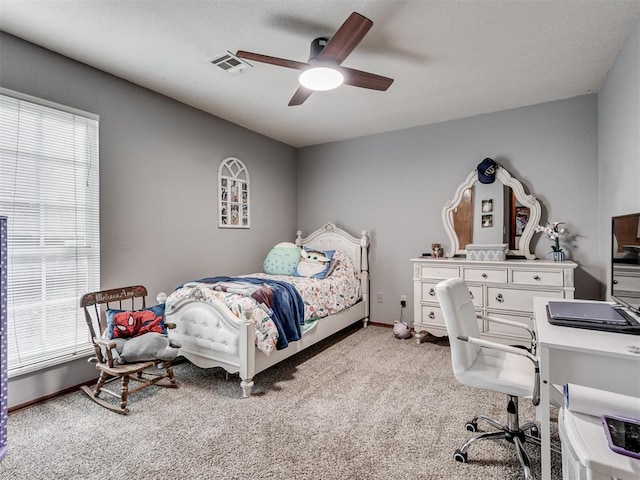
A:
[236,12,394,106]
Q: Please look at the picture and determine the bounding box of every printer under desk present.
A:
[559,409,640,480]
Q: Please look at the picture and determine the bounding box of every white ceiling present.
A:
[1,1,639,148]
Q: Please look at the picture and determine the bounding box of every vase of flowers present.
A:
[535,221,566,261]
[549,250,566,262]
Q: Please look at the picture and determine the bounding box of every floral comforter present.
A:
[165,250,361,355]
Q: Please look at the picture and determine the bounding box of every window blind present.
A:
[0,91,100,375]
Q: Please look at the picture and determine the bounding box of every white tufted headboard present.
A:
[295,222,369,279]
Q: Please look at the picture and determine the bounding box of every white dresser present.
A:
[411,257,577,347]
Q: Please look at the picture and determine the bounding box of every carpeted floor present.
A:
[2,324,561,479]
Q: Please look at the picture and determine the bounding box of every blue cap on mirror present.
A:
[477,158,498,184]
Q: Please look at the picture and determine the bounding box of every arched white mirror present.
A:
[442,166,540,259]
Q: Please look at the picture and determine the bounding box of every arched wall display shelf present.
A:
[442,166,541,259]
[218,157,250,229]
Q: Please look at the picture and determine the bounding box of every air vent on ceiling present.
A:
[208,51,252,74]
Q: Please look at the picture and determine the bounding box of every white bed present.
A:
[161,223,369,397]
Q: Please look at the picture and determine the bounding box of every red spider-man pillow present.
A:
[105,304,167,339]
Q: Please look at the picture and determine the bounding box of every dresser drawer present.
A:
[463,267,508,284]
[420,282,482,308]
[486,287,563,312]
[419,305,482,330]
[613,274,640,293]
[420,305,445,326]
[511,269,564,287]
[417,264,459,280]
[420,282,440,302]
[484,311,533,339]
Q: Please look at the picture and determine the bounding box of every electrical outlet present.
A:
[400,294,407,308]
[377,292,384,303]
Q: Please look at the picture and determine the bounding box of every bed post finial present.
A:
[360,231,368,247]
[295,230,303,247]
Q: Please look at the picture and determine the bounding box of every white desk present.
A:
[533,297,640,480]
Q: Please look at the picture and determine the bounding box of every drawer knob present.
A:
[533,275,540,281]
[469,291,474,299]
[428,311,436,319]
[481,273,488,279]
[613,279,618,285]
[429,288,436,296]
[496,293,504,303]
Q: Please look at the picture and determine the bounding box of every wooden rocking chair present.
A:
[80,285,178,415]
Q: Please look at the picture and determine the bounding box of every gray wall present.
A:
[297,95,600,325]
[598,15,640,297]
[0,32,297,408]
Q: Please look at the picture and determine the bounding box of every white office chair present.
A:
[436,277,543,480]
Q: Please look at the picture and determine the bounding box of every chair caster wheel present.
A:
[453,450,468,463]
[465,421,478,432]
[530,425,539,438]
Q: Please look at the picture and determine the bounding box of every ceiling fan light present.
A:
[299,67,344,91]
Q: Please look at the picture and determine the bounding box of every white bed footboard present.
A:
[166,296,256,394]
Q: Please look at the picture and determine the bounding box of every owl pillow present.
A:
[294,247,335,279]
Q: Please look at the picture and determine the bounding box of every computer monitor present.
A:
[611,213,640,314]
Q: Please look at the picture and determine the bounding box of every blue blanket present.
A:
[195,276,305,350]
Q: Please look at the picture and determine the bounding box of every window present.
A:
[0,89,100,375]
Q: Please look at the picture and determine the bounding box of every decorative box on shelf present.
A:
[466,243,508,261]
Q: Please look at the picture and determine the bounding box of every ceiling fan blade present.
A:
[340,67,394,91]
[317,12,373,65]
[236,50,308,70]
[288,87,313,106]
